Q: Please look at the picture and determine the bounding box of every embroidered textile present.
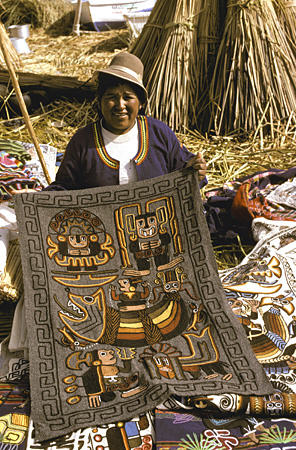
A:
[0,356,30,450]
[155,409,296,449]
[183,220,296,420]
[204,167,296,245]
[14,170,272,441]
[25,412,154,450]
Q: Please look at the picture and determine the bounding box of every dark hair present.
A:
[97,73,146,113]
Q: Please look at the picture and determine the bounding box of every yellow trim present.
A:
[93,116,149,169]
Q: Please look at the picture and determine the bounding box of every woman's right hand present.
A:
[10,188,37,195]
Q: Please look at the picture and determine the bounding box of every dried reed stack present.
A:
[192,0,225,132]
[131,0,201,132]
[208,0,296,136]
[275,0,296,50]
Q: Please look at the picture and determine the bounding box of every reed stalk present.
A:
[276,0,296,51]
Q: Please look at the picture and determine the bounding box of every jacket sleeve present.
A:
[43,129,85,191]
[152,118,208,188]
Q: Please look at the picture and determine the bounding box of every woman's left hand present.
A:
[185,152,207,180]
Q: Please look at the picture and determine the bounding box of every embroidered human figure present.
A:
[110,278,150,310]
[82,349,147,408]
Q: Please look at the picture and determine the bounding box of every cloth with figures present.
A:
[3,168,296,449]
[155,217,296,449]
[13,169,270,442]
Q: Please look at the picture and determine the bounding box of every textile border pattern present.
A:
[14,169,272,442]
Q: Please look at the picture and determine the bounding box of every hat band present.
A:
[110,65,143,84]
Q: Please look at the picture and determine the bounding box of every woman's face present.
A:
[100,83,142,135]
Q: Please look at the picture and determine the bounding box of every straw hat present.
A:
[98,52,148,102]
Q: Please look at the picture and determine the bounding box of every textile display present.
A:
[155,408,296,449]
[0,141,57,200]
[179,219,296,419]
[14,169,272,442]
[204,167,296,246]
[25,412,154,450]
[0,354,30,450]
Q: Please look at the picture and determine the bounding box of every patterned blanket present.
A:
[13,169,271,442]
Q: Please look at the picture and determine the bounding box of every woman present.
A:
[44,51,206,191]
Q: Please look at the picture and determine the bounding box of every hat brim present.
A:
[98,67,148,102]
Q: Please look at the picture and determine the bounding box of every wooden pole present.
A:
[73,0,83,36]
[0,26,52,184]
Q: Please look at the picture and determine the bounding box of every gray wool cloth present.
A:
[14,169,273,442]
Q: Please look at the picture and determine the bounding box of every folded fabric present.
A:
[204,167,296,245]
[266,177,296,209]
[0,161,42,201]
[154,408,296,449]
[25,412,155,450]
[184,221,296,419]
[14,169,273,442]
[252,217,296,242]
[0,347,31,450]
[0,141,57,201]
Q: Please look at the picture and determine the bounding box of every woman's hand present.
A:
[10,188,37,195]
[185,152,207,180]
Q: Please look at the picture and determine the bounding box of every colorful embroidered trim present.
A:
[93,116,149,169]
[134,116,149,165]
[93,122,119,170]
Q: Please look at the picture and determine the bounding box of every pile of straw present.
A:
[190,0,225,132]
[0,0,73,32]
[22,29,129,80]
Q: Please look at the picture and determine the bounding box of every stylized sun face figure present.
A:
[68,234,88,249]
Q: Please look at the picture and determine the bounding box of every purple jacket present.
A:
[44,115,199,190]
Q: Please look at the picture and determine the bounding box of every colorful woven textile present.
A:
[14,169,272,442]
[204,167,296,245]
[154,409,296,449]
[175,220,296,426]
[0,356,30,450]
[25,412,154,450]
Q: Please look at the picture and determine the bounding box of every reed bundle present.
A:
[276,0,296,49]
[208,0,296,135]
[191,0,225,132]
[131,0,200,132]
